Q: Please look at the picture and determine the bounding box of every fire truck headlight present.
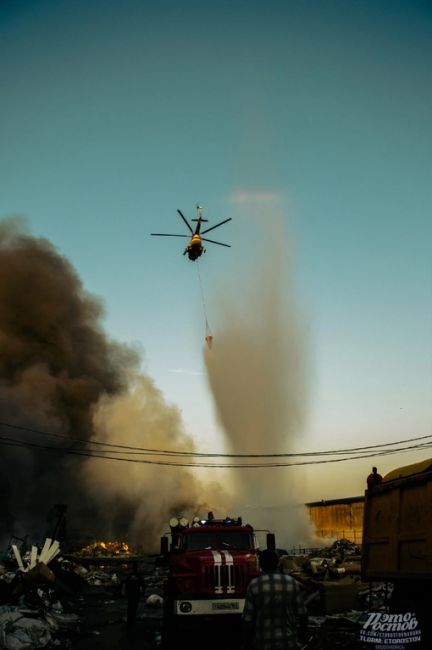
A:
[179,601,192,613]
[179,517,189,527]
[245,554,259,569]
[169,517,179,528]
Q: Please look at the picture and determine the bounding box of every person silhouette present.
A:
[367,466,383,490]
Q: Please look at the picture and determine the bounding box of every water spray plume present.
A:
[204,209,313,546]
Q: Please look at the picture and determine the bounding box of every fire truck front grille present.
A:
[203,563,246,593]
[233,564,246,590]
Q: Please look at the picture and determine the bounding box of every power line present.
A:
[1,435,431,469]
[2,435,431,460]
[0,419,431,459]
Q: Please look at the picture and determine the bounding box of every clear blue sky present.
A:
[1,0,431,500]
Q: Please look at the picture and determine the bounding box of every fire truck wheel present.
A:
[161,600,177,650]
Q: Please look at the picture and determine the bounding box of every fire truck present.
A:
[160,513,275,646]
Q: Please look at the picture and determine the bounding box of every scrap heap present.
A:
[279,538,392,649]
[0,538,81,649]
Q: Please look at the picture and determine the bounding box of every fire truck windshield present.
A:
[184,531,254,551]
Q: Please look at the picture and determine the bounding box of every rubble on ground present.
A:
[0,533,394,649]
[0,609,52,650]
[279,537,390,621]
[1,533,168,649]
[274,538,396,648]
[0,539,84,649]
[145,594,163,608]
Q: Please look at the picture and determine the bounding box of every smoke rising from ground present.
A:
[204,208,312,547]
[0,217,224,548]
[84,374,230,547]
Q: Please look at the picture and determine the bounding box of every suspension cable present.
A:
[196,260,212,342]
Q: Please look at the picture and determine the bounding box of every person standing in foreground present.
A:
[242,549,308,650]
[124,561,145,626]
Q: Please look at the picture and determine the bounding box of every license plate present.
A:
[212,602,239,611]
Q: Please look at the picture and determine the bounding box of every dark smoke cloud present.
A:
[0,217,139,541]
[0,217,224,548]
[0,218,136,432]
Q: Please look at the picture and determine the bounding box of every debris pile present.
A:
[0,609,52,650]
[281,538,362,584]
[281,538,375,615]
[313,538,361,558]
[357,581,394,610]
[279,538,395,648]
[0,538,82,649]
[11,539,60,574]
[81,570,120,589]
[0,527,168,649]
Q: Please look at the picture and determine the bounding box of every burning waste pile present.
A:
[70,540,140,589]
[79,541,134,558]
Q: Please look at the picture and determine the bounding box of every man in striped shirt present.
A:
[242,549,308,650]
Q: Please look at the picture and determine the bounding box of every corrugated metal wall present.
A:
[306,499,364,543]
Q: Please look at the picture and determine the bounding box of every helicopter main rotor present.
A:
[151,205,231,258]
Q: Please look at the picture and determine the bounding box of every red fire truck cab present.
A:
[160,514,275,644]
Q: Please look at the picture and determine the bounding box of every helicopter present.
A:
[151,205,231,261]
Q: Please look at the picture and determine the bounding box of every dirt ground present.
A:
[67,557,163,650]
